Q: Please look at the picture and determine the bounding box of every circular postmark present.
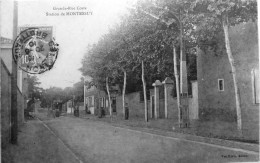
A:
[12,28,59,74]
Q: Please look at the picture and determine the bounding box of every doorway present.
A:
[151,95,155,118]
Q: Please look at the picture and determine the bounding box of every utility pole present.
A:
[173,46,181,127]
[178,11,188,96]
[11,0,18,144]
[0,2,1,162]
[83,76,86,112]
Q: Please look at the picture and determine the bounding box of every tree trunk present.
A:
[142,61,148,122]
[173,45,181,128]
[179,12,184,94]
[97,86,101,117]
[106,77,112,116]
[83,78,86,113]
[122,70,127,119]
[222,14,242,131]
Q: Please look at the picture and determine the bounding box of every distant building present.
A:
[84,83,120,116]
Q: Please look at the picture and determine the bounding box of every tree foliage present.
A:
[80,1,189,93]
[80,0,256,96]
[27,75,42,100]
[40,78,85,108]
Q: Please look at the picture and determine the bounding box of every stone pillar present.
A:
[162,77,174,119]
[190,80,198,120]
[152,80,162,119]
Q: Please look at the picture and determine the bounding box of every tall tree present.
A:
[72,78,85,103]
[27,75,42,100]
[141,60,148,122]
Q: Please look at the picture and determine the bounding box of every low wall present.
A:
[165,97,178,120]
[116,92,149,119]
[115,81,198,121]
[241,108,259,140]
[115,93,197,121]
[159,99,165,118]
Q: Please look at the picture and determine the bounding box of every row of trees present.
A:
[27,75,84,108]
[80,0,257,129]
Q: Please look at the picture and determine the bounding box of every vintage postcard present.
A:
[0,0,259,162]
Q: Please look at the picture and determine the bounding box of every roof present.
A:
[1,37,13,45]
[1,37,13,49]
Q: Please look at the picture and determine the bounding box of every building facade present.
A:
[1,37,28,147]
[85,85,110,116]
[84,84,120,116]
[197,22,259,140]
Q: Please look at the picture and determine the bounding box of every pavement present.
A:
[1,118,79,163]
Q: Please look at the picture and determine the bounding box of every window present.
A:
[88,96,94,107]
[100,98,103,107]
[111,97,116,112]
[251,69,259,104]
[85,97,88,105]
[87,97,90,106]
[106,99,109,107]
[100,97,105,107]
[218,79,224,91]
[68,101,72,107]
[112,97,116,105]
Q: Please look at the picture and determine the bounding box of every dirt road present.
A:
[43,116,259,163]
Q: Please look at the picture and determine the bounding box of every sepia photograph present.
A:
[0,0,259,162]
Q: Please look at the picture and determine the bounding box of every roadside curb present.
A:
[76,115,259,154]
[112,123,259,154]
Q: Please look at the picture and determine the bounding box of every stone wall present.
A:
[115,81,199,121]
[116,91,149,119]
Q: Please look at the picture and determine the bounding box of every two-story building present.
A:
[197,21,259,140]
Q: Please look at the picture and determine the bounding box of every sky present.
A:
[1,0,133,89]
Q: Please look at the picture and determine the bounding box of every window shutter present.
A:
[92,96,94,106]
[252,69,259,104]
